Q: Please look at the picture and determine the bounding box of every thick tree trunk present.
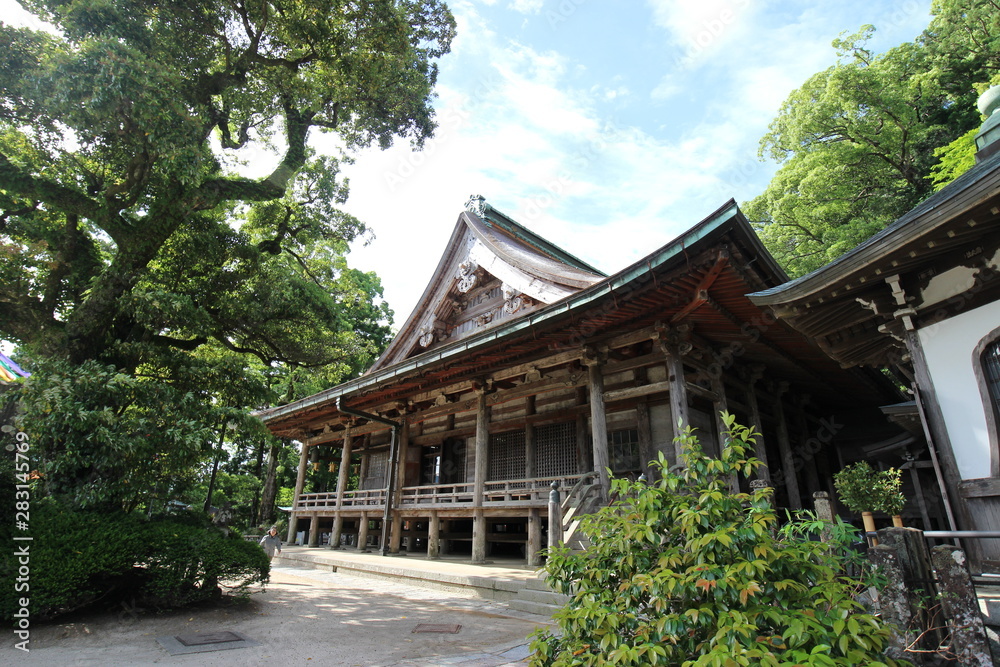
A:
[258,438,282,526]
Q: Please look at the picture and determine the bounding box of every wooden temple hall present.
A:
[258,197,917,565]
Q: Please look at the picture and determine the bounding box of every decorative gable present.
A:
[369,196,605,371]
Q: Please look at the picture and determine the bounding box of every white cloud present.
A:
[508,0,543,14]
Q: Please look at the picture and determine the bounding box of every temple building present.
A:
[257,197,913,564]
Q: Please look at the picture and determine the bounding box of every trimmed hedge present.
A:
[0,499,269,621]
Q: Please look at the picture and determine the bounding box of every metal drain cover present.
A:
[157,630,260,655]
[176,631,244,646]
[412,623,462,634]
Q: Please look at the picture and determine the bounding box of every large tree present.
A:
[0,0,452,366]
[745,1,999,277]
[0,0,455,509]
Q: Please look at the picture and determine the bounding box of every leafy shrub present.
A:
[0,499,148,621]
[529,414,906,667]
[834,462,906,516]
[140,517,269,608]
[0,499,269,621]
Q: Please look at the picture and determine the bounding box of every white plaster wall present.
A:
[917,299,1000,480]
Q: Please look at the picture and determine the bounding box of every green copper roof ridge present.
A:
[480,202,606,276]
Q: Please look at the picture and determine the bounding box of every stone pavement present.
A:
[1,558,551,666]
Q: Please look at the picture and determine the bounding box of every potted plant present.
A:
[873,467,906,527]
[833,461,881,540]
[834,462,908,542]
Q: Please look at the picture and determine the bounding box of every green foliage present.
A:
[138,512,269,608]
[0,499,268,621]
[833,462,906,516]
[1,0,450,511]
[10,357,222,510]
[928,127,978,190]
[529,414,905,667]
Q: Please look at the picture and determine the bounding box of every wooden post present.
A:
[773,384,802,510]
[472,508,487,564]
[357,512,370,552]
[661,342,690,466]
[527,508,542,566]
[548,481,562,550]
[390,514,404,554]
[472,388,490,564]
[287,443,311,544]
[746,368,771,479]
[636,401,655,481]
[710,374,740,494]
[307,512,320,548]
[586,357,611,500]
[575,410,590,473]
[427,511,440,560]
[389,420,410,554]
[329,425,353,550]
[473,390,489,506]
[525,395,536,479]
[931,545,993,666]
[793,396,822,498]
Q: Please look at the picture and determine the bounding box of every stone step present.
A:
[516,587,570,606]
[521,576,553,592]
[507,598,563,618]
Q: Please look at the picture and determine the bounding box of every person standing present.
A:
[259,525,282,562]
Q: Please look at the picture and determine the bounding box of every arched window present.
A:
[975,327,1000,477]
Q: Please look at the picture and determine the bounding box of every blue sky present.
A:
[2,0,935,333]
[335,0,934,325]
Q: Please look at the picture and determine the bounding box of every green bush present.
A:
[0,499,269,621]
[834,462,906,516]
[0,499,148,621]
[529,414,907,667]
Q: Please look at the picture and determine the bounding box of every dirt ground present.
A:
[1,562,549,666]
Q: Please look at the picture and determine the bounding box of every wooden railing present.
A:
[399,474,586,506]
[294,474,588,511]
[295,488,387,510]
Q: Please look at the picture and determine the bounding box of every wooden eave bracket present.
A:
[670,250,730,324]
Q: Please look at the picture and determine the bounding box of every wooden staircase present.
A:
[559,472,602,551]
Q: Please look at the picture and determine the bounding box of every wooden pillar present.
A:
[357,512,370,552]
[427,511,440,559]
[472,508,487,564]
[774,384,802,510]
[329,424,353,549]
[575,411,590,473]
[792,396,821,499]
[746,369,771,480]
[662,342,690,465]
[406,519,418,553]
[636,401,654,480]
[586,357,611,500]
[307,512,320,547]
[472,389,490,564]
[527,508,542,566]
[287,442,311,544]
[525,395,536,479]
[390,514,404,554]
[358,436,370,487]
[389,419,410,554]
[710,375,739,495]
